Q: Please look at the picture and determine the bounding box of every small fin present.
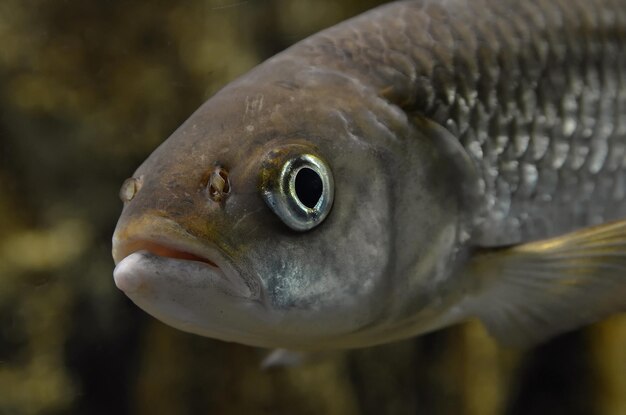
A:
[260,349,341,369]
[463,219,626,347]
[261,349,306,369]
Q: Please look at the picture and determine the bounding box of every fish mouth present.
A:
[113,236,257,299]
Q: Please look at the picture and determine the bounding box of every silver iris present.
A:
[263,154,334,231]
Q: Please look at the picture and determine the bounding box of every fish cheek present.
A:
[250,153,394,336]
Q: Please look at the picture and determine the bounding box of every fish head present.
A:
[112,65,465,349]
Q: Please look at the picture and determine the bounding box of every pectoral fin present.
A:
[464,219,626,347]
[261,349,340,368]
[261,349,306,368]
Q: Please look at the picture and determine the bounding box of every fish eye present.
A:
[262,153,334,231]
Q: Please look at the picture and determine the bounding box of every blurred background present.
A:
[0,0,624,414]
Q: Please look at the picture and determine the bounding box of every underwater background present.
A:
[0,0,624,414]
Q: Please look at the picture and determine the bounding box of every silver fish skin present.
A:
[112,0,626,350]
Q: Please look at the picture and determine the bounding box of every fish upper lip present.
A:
[113,239,220,268]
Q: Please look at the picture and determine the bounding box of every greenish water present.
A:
[0,1,624,414]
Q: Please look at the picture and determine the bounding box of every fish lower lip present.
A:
[113,250,253,298]
[113,239,257,299]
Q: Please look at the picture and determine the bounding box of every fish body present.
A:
[112,0,626,350]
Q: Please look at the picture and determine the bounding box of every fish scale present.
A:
[438,0,626,244]
[285,0,626,246]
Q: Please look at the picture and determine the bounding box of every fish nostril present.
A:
[208,166,231,202]
[120,176,143,203]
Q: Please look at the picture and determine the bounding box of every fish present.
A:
[112,0,626,350]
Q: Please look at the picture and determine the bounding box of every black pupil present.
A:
[294,167,323,209]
